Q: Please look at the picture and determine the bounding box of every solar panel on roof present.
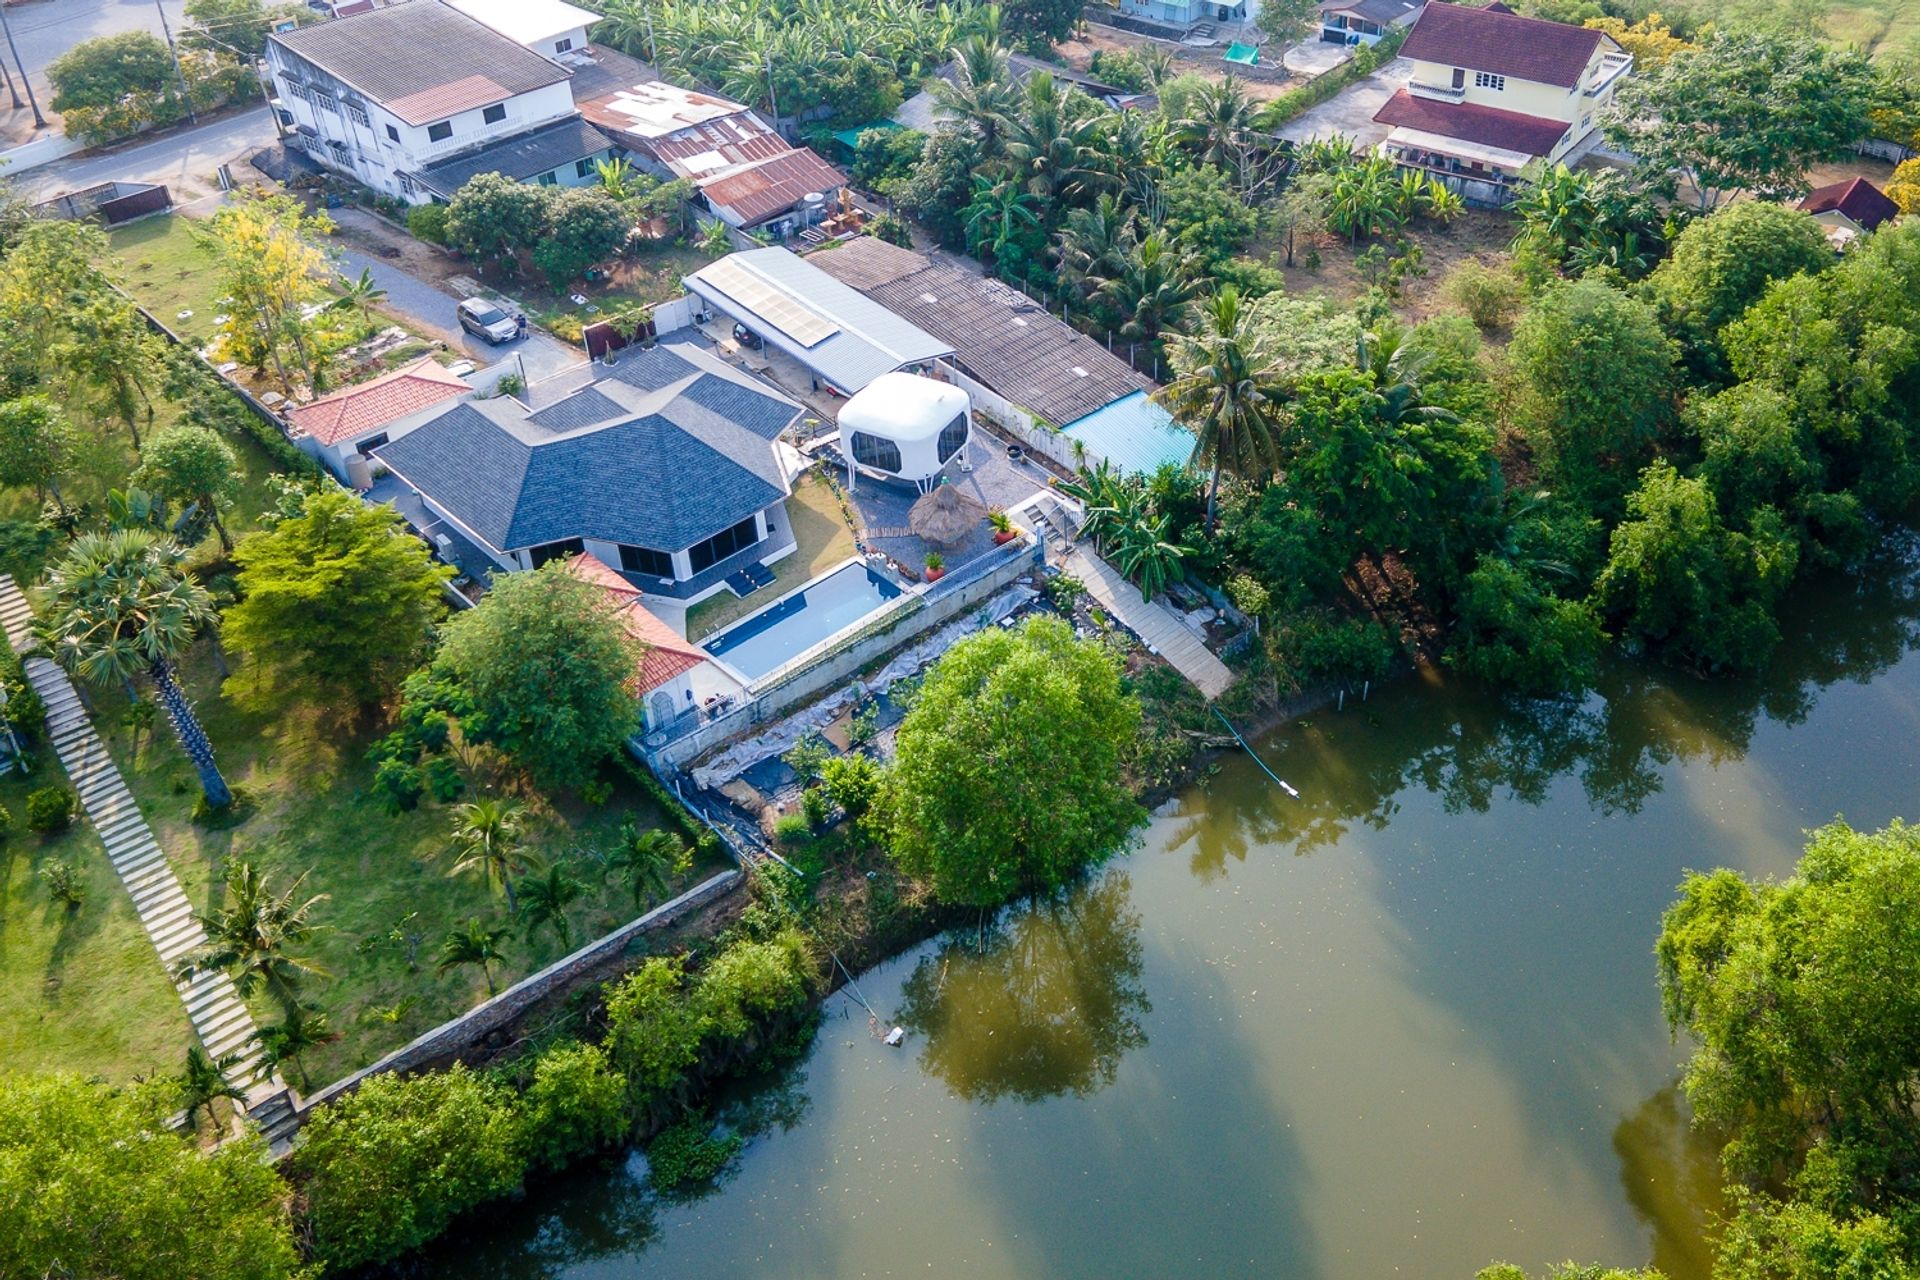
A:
[698,256,840,349]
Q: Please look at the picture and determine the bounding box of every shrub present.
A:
[25,786,75,834]
[800,786,831,830]
[603,956,708,1097]
[6,680,44,741]
[771,812,811,847]
[695,929,815,1041]
[290,1064,528,1273]
[1441,261,1526,332]
[1273,613,1400,689]
[820,753,880,819]
[519,1040,629,1172]
[406,203,450,245]
[38,857,82,907]
[646,1115,741,1191]
[371,758,425,814]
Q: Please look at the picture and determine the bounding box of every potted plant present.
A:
[924,552,946,582]
[988,509,1017,545]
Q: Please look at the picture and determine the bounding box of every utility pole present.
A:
[764,50,779,137]
[0,3,45,128]
[155,0,198,126]
[0,45,21,111]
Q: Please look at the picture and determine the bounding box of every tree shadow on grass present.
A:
[42,887,105,1006]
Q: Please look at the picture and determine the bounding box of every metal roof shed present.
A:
[683,248,953,395]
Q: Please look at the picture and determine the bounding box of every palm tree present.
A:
[331,267,388,326]
[257,1002,339,1092]
[177,1045,247,1135]
[1113,511,1187,600]
[175,862,329,1015]
[604,822,690,911]
[1179,73,1255,175]
[36,529,232,808]
[438,917,512,996]
[1354,322,1458,427]
[1002,73,1104,204]
[1056,194,1137,301]
[519,862,586,950]
[962,176,1039,271]
[930,35,1018,156]
[448,797,539,915]
[1101,231,1200,348]
[1155,287,1288,535]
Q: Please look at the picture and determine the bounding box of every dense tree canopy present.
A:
[1647,200,1832,374]
[224,488,450,707]
[0,1073,303,1280]
[880,616,1144,907]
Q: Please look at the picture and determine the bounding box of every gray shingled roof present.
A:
[373,344,800,554]
[270,1,569,106]
[413,116,614,198]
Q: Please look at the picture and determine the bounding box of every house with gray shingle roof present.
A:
[265,0,618,204]
[372,341,807,602]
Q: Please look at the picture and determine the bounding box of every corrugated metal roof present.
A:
[270,2,569,113]
[698,148,848,227]
[1062,391,1196,475]
[684,248,952,394]
[808,236,1156,428]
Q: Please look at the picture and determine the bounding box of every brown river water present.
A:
[408,546,1920,1280]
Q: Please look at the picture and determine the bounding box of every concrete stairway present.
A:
[0,575,267,1089]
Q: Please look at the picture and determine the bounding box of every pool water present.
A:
[701,561,904,681]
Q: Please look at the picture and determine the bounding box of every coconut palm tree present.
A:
[448,797,538,915]
[930,35,1018,156]
[1002,73,1105,204]
[258,1002,339,1091]
[1100,231,1200,348]
[604,822,690,912]
[175,862,330,1015]
[1354,322,1458,427]
[1155,287,1288,535]
[177,1045,248,1135]
[962,176,1039,271]
[331,267,388,326]
[519,862,587,950]
[36,529,231,808]
[1179,73,1255,175]
[1056,194,1138,301]
[438,917,513,996]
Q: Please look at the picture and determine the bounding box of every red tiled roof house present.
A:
[1799,176,1901,249]
[562,552,745,732]
[285,356,471,485]
[1372,0,1632,203]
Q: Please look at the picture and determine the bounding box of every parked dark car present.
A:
[732,322,763,350]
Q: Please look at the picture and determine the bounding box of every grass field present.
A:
[1662,0,1920,58]
[684,475,860,640]
[508,243,712,336]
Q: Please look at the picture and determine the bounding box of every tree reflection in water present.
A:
[1167,540,1920,881]
[1613,1085,1725,1280]
[896,870,1150,1104]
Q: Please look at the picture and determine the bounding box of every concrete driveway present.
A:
[1274,57,1414,147]
[330,246,586,384]
[1283,40,1355,77]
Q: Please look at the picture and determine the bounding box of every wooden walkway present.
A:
[0,575,287,1120]
[1019,498,1236,700]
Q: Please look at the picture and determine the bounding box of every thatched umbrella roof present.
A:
[908,482,985,547]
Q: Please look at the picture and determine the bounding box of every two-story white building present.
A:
[1371,0,1631,203]
[441,0,598,60]
[265,0,615,204]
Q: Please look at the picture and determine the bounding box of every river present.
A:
[412,547,1920,1280]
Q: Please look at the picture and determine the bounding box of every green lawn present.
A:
[685,475,859,640]
[507,243,712,336]
[87,645,727,1087]
[0,765,192,1082]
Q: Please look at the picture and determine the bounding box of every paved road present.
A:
[0,0,190,99]
[18,102,275,199]
[331,245,586,384]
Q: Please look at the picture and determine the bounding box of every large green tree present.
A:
[446,174,556,271]
[132,424,241,549]
[879,616,1143,908]
[290,1064,527,1272]
[411,559,643,789]
[532,187,630,289]
[47,32,176,112]
[224,489,449,707]
[1646,200,1832,376]
[1509,277,1677,504]
[1446,554,1607,696]
[0,396,75,513]
[1604,31,1885,210]
[0,1073,302,1280]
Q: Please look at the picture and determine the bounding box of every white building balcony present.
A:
[1584,52,1634,97]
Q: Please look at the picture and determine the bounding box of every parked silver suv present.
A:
[457,298,518,344]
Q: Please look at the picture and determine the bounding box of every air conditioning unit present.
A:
[433,534,456,563]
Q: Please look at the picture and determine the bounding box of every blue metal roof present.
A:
[1061,392,1195,475]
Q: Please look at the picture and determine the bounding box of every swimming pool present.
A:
[701,561,904,682]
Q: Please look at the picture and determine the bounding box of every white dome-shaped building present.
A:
[837,372,971,492]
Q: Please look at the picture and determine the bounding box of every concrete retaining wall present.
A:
[296,868,742,1118]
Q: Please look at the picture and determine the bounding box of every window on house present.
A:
[399,172,418,196]
[849,431,903,473]
[554,37,574,52]
[428,120,453,142]
[537,170,558,186]
[618,543,674,578]
[936,413,968,463]
[284,79,313,102]
[1474,71,1506,90]
[385,123,400,142]
[482,103,506,125]
[576,157,595,178]
[346,101,370,127]
[687,517,760,573]
[357,432,389,455]
[314,91,339,113]
[527,538,585,568]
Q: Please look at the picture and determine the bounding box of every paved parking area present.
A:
[1283,40,1356,76]
[1274,57,1414,147]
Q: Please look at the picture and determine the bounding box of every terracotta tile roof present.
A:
[564,553,712,693]
[1799,177,1899,233]
[1374,88,1571,157]
[386,74,513,128]
[699,147,847,227]
[286,358,470,447]
[1398,0,1604,89]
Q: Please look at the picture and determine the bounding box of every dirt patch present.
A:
[1253,206,1518,317]
[1055,28,1301,99]
[328,205,469,290]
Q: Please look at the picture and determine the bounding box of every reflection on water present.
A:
[409,547,1920,1280]
[897,872,1148,1104]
